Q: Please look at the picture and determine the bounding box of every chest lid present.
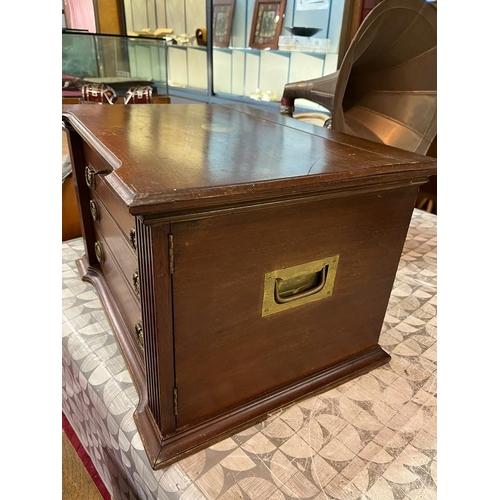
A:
[62,103,436,216]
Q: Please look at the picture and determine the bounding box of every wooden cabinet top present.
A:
[62,103,436,216]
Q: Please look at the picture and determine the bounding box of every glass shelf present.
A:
[212,45,339,109]
[213,46,338,56]
[62,32,168,97]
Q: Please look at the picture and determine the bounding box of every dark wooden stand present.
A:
[63,103,436,469]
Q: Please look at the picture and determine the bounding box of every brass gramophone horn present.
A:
[280,0,437,155]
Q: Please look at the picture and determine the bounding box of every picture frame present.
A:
[249,0,287,50]
[212,0,236,48]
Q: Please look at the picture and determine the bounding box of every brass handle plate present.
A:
[132,271,140,298]
[129,228,136,251]
[89,200,99,222]
[135,322,144,349]
[85,165,96,189]
[262,255,339,317]
[84,164,108,189]
[94,241,105,263]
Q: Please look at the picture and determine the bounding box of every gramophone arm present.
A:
[279,70,340,117]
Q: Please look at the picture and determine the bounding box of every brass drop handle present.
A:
[89,200,99,222]
[129,228,136,250]
[132,271,140,298]
[135,322,144,349]
[94,241,105,263]
[84,165,97,188]
[274,266,328,304]
[85,165,108,189]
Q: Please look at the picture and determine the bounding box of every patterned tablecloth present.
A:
[62,209,437,500]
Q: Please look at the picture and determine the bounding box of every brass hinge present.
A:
[168,234,174,274]
[173,387,178,416]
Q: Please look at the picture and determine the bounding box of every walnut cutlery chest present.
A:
[62,103,436,470]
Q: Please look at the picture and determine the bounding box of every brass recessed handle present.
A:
[262,256,339,317]
[274,266,327,304]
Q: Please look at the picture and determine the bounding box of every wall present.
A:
[64,0,97,32]
[122,0,344,49]
[95,0,126,33]
[122,0,206,35]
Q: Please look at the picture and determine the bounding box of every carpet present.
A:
[62,412,111,500]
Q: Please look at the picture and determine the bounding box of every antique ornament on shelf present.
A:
[250,88,279,101]
[284,26,322,37]
[174,33,196,45]
[213,0,236,48]
[196,28,207,46]
[249,0,287,50]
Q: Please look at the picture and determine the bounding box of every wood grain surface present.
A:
[62,104,436,216]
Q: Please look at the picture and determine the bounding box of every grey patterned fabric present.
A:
[62,209,437,500]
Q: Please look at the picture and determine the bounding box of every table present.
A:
[62,208,437,500]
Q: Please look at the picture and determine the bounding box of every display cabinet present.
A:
[62,32,169,98]
[210,0,345,109]
[166,45,209,94]
[62,1,371,111]
[119,0,353,111]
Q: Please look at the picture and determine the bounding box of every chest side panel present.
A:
[172,186,418,428]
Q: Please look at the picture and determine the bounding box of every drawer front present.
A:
[93,229,144,356]
[82,141,136,244]
[82,140,111,175]
[90,193,139,299]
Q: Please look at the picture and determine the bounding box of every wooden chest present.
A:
[62,103,436,470]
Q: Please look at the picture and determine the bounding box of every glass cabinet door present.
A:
[212,0,347,110]
[118,0,365,108]
[122,0,209,96]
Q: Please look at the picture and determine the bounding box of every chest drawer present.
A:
[91,194,139,301]
[82,141,136,243]
[93,230,143,356]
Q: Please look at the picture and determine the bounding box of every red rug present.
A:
[62,412,111,500]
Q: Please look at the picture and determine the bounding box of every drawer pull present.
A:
[94,241,105,263]
[84,165,108,189]
[129,228,137,250]
[135,322,144,349]
[275,266,327,304]
[132,271,140,298]
[89,200,100,222]
[85,165,96,189]
[262,256,339,317]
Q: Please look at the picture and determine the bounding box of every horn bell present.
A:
[280,0,437,155]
